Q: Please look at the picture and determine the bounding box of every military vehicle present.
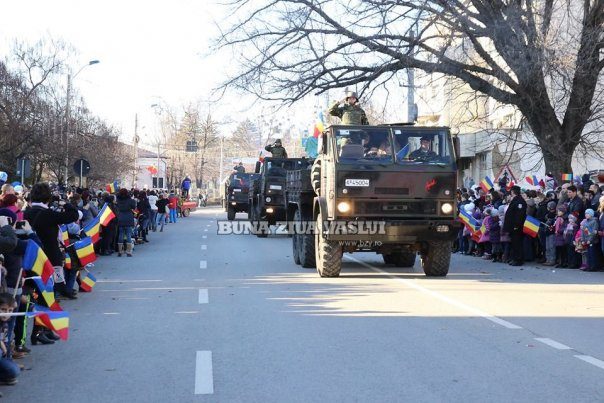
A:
[249,157,311,237]
[302,124,460,277]
[223,172,259,220]
[286,166,316,268]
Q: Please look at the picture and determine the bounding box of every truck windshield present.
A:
[335,127,393,163]
[392,128,453,166]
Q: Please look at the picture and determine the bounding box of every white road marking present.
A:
[204,229,208,232]
[198,289,209,304]
[201,245,207,250]
[103,312,120,315]
[202,235,207,239]
[535,338,572,350]
[100,287,200,292]
[97,279,163,283]
[200,260,207,269]
[345,255,523,330]
[195,351,214,394]
[575,355,604,370]
[175,311,200,314]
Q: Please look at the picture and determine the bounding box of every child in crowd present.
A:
[0,293,19,386]
[489,209,502,262]
[499,205,511,263]
[581,209,600,271]
[565,215,580,268]
[479,207,492,259]
[554,205,568,267]
[543,201,557,266]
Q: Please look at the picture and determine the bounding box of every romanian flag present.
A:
[458,210,479,233]
[64,253,72,270]
[312,111,325,138]
[561,173,573,182]
[506,181,515,191]
[28,305,69,340]
[479,176,494,193]
[523,215,540,238]
[80,272,97,292]
[32,277,62,311]
[59,225,70,246]
[74,237,97,266]
[83,217,101,244]
[479,222,487,235]
[525,175,540,186]
[97,203,116,227]
[106,181,119,193]
[396,144,410,161]
[23,240,54,283]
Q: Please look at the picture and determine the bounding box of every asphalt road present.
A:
[6,206,604,402]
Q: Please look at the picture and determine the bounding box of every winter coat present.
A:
[137,198,151,219]
[504,196,527,233]
[115,195,136,227]
[79,201,99,228]
[581,217,599,244]
[489,216,501,243]
[568,196,585,221]
[0,225,17,254]
[478,215,491,243]
[564,222,578,245]
[554,216,566,247]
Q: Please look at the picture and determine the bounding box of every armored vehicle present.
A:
[307,124,460,277]
[249,157,311,237]
[223,172,259,220]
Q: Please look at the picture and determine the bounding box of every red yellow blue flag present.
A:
[83,217,101,244]
[23,240,54,283]
[74,237,96,266]
[479,176,494,193]
[523,215,540,238]
[28,305,69,340]
[59,225,70,246]
[32,277,62,311]
[561,173,573,181]
[97,203,116,227]
[106,180,119,193]
[80,272,97,292]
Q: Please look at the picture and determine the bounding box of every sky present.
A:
[0,0,318,149]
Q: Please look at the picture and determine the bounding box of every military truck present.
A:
[286,166,316,268]
[305,124,460,277]
[249,157,311,237]
[223,172,258,220]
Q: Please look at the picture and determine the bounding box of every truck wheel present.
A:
[311,160,321,196]
[391,251,416,268]
[227,206,235,221]
[314,212,342,277]
[420,241,451,277]
[292,232,301,265]
[294,209,315,268]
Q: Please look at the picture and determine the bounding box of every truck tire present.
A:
[227,206,235,221]
[382,254,395,265]
[420,241,451,277]
[392,251,416,268]
[292,218,301,265]
[295,209,316,268]
[314,212,342,277]
[311,160,321,196]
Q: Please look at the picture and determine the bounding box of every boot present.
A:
[117,243,124,257]
[31,331,55,345]
[126,243,134,257]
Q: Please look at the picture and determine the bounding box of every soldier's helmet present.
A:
[274,139,282,145]
[345,90,358,100]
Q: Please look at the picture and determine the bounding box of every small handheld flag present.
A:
[28,305,69,340]
[22,240,54,283]
[396,144,410,161]
[64,253,72,270]
[97,203,116,227]
[458,210,480,233]
[32,277,62,311]
[479,176,494,193]
[83,217,101,243]
[106,180,119,193]
[59,225,70,246]
[80,272,97,292]
[561,173,573,182]
[525,175,540,187]
[523,215,541,238]
[74,237,97,266]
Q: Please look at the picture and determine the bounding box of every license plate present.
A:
[345,179,369,187]
[233,189,242,192]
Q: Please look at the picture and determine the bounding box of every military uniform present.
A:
[329,102,369,125]
[265,144,288,158]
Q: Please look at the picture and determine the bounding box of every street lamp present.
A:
[64,59,100,185]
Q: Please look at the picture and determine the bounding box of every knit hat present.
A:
[569,215,577,223]
[464,203,475,213]
[585,208,595,217]
[490,209,499,217]
[547,201,556,210]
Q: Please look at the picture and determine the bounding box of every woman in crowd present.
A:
[155,193,169,232]
[136,192,151,243]
[147,190,158,232]
[115,188,136,257]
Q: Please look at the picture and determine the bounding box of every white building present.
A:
[134,148,168,190]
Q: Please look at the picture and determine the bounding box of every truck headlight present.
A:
[265,196,272,203]
[266,207,274,213]
[337,201,351,213]
[441,202,453,214]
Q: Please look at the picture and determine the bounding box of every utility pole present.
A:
[407,28,418,123]
[133,114,139,188]
[64,74,72,185]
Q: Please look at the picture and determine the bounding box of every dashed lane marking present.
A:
[97,279,162,283]
[575,355,604,370]
[198,289,209,304]
[175,311,200,314]
[202,235,207,239]
[535,338,572,350]
[195,351,214,394]
[200,260,207,269]
[344,255,523,330]
[103,312,120,315]
[201,245,207,250]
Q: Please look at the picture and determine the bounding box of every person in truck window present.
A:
[409,136,438,161]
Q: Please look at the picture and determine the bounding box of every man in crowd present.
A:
[504,185,527,266]
[567,185,585,221]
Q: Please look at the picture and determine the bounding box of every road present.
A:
[6,206,604,402]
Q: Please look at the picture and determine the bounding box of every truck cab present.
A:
[223,172,259,220]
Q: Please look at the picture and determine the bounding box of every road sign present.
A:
[16,158,31,182]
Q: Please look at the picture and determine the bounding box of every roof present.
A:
[137,147,168,159]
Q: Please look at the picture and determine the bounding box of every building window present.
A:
[479,153,487,171]
[153,177,164,189]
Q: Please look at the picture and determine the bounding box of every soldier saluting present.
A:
[264,138,288,158]
[329,91,369,125]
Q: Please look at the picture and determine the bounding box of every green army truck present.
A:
[306,124,461,277]
[249,157,311,237]
[223,172,259,220]
[286,166,316,268]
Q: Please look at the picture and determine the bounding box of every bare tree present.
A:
[217,0,604,179]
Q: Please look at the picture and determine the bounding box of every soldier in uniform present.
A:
[264,139,288,158]
[409,136,438,161]
[329,91,369,125]
[233,162,246,174]
[504,185,527,266]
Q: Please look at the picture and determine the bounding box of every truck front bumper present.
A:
[323,219,461,243]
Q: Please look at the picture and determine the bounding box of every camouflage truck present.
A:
[223,172,259,220]
[249,157,311,237]
[307,124,461,277]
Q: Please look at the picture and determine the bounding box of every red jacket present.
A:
[168,196,178,209]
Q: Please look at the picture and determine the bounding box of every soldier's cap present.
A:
[274,139,282,144]
[420,136,432,142]
[345,91,358,99]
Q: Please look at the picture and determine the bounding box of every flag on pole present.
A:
[312,111,325,138]
[28,305,69,340]
[97,203,116,227]
[80,273,97,292]
[74,237,97,266]
[59,225,70,246]
[523,216,540,238]
[395,144,410,161]
[506,181,515,191]
[479,176,494,193]
[22,240,54,283]
[32,277,62,311]
[525,175,540,186]
[561,173,573,181]
[106,181,119,193]
[64,253,72,270]
[83,217,101,244]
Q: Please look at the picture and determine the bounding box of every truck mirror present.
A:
[452,136,461,160]
[255,161,261,173]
